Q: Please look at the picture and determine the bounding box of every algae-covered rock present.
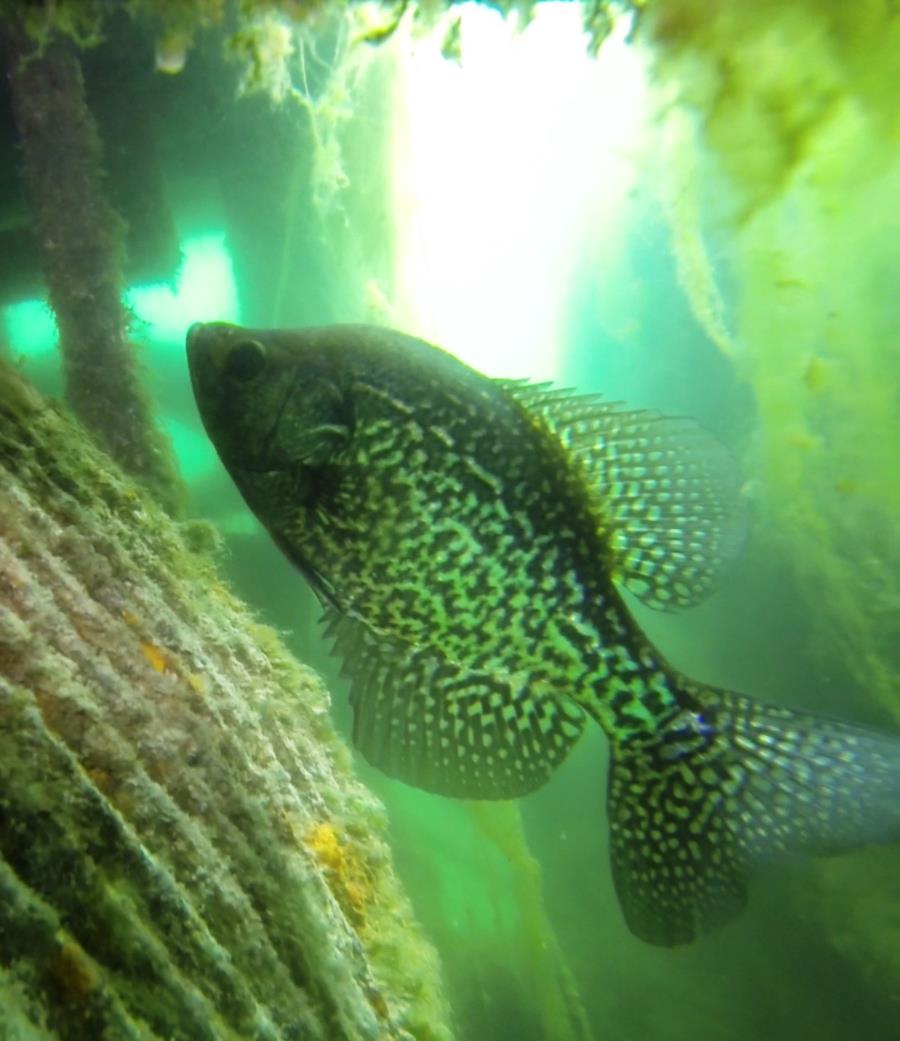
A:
[0,364,453,1041]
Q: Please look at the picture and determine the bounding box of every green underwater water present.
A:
[3,2,899,1039]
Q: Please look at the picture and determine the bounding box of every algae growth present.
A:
[0,359,453,1040]
[643,0,899,721]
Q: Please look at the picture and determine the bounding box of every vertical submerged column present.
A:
[2,19,181,513]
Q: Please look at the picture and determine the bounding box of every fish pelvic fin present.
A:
[607,682,900,945]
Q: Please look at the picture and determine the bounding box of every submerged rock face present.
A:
[0,367,453,1041]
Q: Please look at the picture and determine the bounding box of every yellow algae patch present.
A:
[140,641,169,674]
[186,671,206,695]
[53,939,100,1001]
[124,609,199,687]
[306,821,374,928]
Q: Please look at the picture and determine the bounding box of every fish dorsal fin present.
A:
[323,610,585,799]
[499,381,747,610]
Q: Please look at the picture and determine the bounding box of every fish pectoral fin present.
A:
[498,380,747,610]
[323,610,585,799]
[607,684,900,945]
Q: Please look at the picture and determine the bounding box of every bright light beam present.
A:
[127,232,240,348]
[2,298,58,359]
[389,3,648,380]
[2,232,239,360]
[2,233,239,485]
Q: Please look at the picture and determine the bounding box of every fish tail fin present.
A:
[607,682,900,945]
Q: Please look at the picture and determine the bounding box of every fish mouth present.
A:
[186,321,205,351]
[186,321,237,374]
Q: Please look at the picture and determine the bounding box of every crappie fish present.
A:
[187,321,900,945]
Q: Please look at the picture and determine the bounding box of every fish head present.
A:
[186,322,355,485]
[186,320,453,604]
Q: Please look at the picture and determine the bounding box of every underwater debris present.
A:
[355,0,410,46]
[0,360,454,1041]
[230,12,297,102]
[660,111,735,358]
[0,0,645,95]
[439,15,462,63]
[155,26,192,73]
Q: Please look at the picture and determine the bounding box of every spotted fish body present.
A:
[188,322,900,946]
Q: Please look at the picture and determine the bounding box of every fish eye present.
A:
[225,339,267,382]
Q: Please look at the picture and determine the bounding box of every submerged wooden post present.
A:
[0,363,454,1041]
[2,19,181,514]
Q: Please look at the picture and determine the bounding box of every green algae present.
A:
[639,0,900,216]
[644,0,900,718]
[642,0,900,993]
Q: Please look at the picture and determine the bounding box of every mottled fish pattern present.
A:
[188,322,900,945]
